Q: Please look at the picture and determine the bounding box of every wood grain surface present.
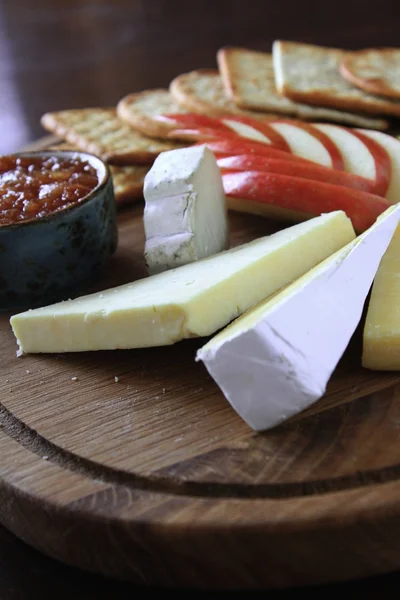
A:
[3,139,400,589]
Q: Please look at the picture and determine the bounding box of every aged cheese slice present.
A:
[197,205,400,431]
[143,145,228,274]
[10,211,354,355]
[363,224,400,370]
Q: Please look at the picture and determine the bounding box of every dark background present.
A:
[1,0,400,597]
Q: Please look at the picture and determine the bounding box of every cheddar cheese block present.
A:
[10,211,355,354]
[363,224,400,370]
[198,205,400,431]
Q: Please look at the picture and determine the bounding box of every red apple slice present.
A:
[220,117,291,152]
[314,124,391,197]
[268,121,337,168]
[222,170,390,232]
[218,155,377,193]
[353,129,394,199]
[167,126,240,142]
[157,113,231,131]
[270,119,345,170]
[201,139,312,163]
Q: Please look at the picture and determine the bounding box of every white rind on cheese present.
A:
[10,211,355,355]
[143,145,228,274]
[197,205,400,431]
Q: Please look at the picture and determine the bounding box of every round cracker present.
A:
[117,89,187,139]
[340,48,400,99]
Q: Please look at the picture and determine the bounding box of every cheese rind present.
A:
[363,224,400,370]
[143,145,228,274]
[197,205,400,431]
[10,211,355,354]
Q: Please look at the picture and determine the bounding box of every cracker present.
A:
[40,108,184,165]
[169,69,277,119]
[340,48,400,99]
[49,142,147,204]
[273,40,400,117]
[117,89,187,138]
[217,47,388,130]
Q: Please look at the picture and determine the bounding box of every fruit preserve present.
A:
[0,155,98,226]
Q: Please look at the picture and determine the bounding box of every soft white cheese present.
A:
[10,211,354,354]
[143,145,228,274]
[197,205,400,431]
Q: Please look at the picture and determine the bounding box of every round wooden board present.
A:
[3,144,400,590]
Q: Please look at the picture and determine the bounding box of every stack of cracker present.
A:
[41,42,400,206]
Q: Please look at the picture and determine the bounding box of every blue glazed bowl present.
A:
[0,150,118,311]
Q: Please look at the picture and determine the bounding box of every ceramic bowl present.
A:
[0,150,118,311]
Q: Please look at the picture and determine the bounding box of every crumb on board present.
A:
[114,376,119,383]
[42,455,49,460]
[71,376,78,381]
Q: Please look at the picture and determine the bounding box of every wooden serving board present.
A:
[3,138,400,590]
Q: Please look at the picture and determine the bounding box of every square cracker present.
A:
[217,47,388,130]
[41,108,185,165]
[273,40,400,118]
[169,69,278,119]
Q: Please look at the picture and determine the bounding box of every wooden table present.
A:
[2,0,400,595]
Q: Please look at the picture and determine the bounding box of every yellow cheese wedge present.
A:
[10,211,355,354]
[363,224,400,370]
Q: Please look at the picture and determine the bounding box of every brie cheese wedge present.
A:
[10,211,354,354]
[197,205,400,431]
[143,145,228,274]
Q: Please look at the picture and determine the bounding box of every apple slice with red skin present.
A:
[347,129,391,197]
[166,126,240,142]
[222,170,390,232]
[270,119,345,170]
[201,139,312,163]
[218,155,378,194]
[314,124,391,198]
[158,113,291,151]
[357,129,400,203]
[220,116,291,152]
[267,120,343,170]
[156,113,231,131]
[155,114,236,142]
[166,122,289,147]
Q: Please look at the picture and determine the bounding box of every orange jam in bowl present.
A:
[0,155,99,226]
[1,151,117,311]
